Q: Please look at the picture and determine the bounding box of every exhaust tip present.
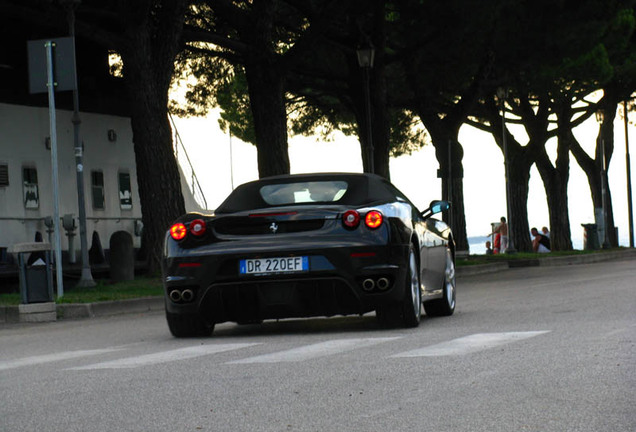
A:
[362,278,375,291]
[377,277,390,290]
[169,290,182,302]
[181,289,194,302]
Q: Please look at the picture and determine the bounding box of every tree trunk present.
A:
[127,81,185,273]
[245,63,290,178]
[242,0,290,179]
[370,67,391,180]
[507,164,533,252]
[119,0,188,274]
[534,101,573,251]
[571,92,618,247]
[598,101,618,247]
[488,100,536,253]
[536,150,572,250]
[433,137,469,253]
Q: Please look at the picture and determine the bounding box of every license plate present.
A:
[239,256,309,275]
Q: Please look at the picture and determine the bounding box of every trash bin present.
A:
[8,242,54,304]
[581,223,599,250]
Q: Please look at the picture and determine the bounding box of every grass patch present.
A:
[0,277,163,306]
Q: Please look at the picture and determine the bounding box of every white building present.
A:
[0,101,204,268]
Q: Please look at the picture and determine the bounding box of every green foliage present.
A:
[389,110,427,157]
[553,44,613,91]
[216,68,257,145]
[170,52,257,144]
[171,0,636,174]
[56,278,163,304]
[0,278,163,306]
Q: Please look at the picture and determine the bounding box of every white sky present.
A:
[172,109,635,251]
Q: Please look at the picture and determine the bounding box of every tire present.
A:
[401,245,421,327]
[423,247,456,317]
[376,244,421,328]
[166,311,214,337]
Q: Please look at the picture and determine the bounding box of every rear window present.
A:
[260,181,348,205]
[215,174,396,214]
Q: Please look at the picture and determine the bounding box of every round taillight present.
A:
[342,210,361,228]
[189,219,207,236]
[365,210,383,229]
[170,223,187,241]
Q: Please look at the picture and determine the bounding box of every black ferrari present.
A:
[162,173,456,337]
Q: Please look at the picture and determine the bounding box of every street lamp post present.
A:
[596,109,611,249]
[357,44,375,174]
[497,88,516,253]
[63,0,95,287]
[624,100,634,248]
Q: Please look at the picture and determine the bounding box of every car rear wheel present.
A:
[166,311,214,337]
[401,245,421,327]
[376,245,421,328]
[423,247,456,317]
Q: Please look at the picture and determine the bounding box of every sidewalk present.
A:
[456,248,636,277]
[2,249,635,324]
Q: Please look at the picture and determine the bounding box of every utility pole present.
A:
[63,0,95,287]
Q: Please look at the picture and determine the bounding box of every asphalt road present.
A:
[1,258,634,432]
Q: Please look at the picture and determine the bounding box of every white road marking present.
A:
[68,343,259,370]
[392,331,551,358]
[228,337,401,364]
[0,349,123,372]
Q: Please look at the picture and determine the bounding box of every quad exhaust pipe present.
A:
[169,290,182,302]
[362,278,375,291]
[377,277,390,290]
[361,277,391,292]
[181,289,194,302]
[169,289,196,303]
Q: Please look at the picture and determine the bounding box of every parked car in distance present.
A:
[162,173,456,337]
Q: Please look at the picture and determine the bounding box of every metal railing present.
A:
[169,113,208,210]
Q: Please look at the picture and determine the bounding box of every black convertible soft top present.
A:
[215,173,400,213]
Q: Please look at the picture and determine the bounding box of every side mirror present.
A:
[421,200,450,219]
[429,200,450,214]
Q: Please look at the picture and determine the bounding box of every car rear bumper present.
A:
[163,242,410,323]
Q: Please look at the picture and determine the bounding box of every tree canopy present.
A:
[3,0,635,262]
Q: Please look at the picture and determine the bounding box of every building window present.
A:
[23,167,39,209]
[118,171,132,210]
[0,164,8,186]
[91,170,105,210]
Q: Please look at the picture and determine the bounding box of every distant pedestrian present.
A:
[531,227,551,253]
[489,217,509,253]
[485,240,493,255]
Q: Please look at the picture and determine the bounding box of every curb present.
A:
[456,262,509,276]
[456,248,636,277]
[1,297,164,324]
[58,297,165,320]
[3,249,635,324]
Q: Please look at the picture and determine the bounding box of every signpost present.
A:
[27,37,78,298]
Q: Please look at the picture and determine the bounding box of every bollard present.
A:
[581,223,599,250]
[109,230,134,282]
